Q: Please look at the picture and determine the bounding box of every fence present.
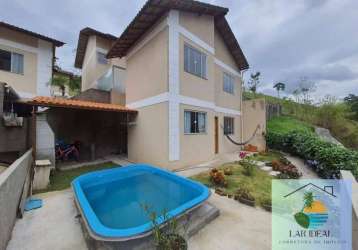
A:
[266,103,282,120]
[0,149,32,250]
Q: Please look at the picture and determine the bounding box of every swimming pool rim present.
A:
[71,164,211,240]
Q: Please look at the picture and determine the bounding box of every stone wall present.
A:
[340,170,358,250]
[0,149,32,250]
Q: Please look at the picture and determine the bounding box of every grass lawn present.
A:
[268,116,314,134]
[191,162,273,206]
[35,162,118,193]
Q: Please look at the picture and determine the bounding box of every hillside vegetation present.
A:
[244,92,358,149]
[267,116,358,178]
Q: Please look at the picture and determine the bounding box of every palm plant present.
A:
[273,82,285,98]
[302,192,314,211]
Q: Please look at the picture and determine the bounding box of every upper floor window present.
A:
[224,117,234,135]
[97,51,108,65]
[184,110,206,134]
[223,72,235,94]
[184,44,207,79]
[0,49,24,74]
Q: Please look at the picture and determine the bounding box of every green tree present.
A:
[51,73,81,97]
[248,71,261,97]
[51,75,68,97]
[344,94,358,121]
[273,82,285,98]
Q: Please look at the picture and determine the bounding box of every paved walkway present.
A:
[7,189,271,250]
[7,190,87,250]
[284,154,319,179]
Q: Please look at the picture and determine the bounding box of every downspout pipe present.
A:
[240,69,248,149]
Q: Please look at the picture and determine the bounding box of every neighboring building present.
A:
[74,28,126,105]
[0,21,64,98]
[75,0,266,169]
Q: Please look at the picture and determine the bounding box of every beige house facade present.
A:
[0,22,64,98]
[76,0,265,170]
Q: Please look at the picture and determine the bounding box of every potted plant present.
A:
[261,197,272,212]
[241,160,255,176]
[235,187,255,207]
[142,205,189,250]
[210,169,227,187]
[215,187,226,196]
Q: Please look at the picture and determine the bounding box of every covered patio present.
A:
[19,96,137,167]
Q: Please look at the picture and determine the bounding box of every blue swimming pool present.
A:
[72,164,210,238]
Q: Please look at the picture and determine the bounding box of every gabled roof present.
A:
[21,96,137,113]
[0,21,64,47]
[107,0,249,71]
[74,27,117,69]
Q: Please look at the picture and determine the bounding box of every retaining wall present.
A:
[0,149,32,250]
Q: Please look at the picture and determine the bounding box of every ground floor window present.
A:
[184,110,206,134]
[224,117,234,135]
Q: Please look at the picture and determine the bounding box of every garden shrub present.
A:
[266,130,358,178]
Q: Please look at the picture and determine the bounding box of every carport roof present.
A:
[21,96,137,113]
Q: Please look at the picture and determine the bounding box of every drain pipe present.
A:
[240,69,248,150]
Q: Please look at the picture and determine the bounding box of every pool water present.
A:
[72,165,210,238]
[84,172,200,229]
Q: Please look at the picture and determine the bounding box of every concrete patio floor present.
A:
[7,188,271,250]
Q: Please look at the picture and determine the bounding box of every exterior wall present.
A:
[243,99,266,151]
[127,102,169,167]
[126,10,246,169]
[36,113,55,165]
[0,149,32,250]
[179,104,214,167]
[179,35,215,102]
[126,27,169,103]
[214,29,237,70]
[81,36,126,92]
[0,27,53,97]
[179,12,214,48]
[214,64,242,110]
[0,43,38,96]
[217,113,242,154]
[81,36,97,90]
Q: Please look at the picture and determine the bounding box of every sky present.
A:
[1,0,357,101]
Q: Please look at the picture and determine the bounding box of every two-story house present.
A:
[0,21,64,98]
[75,0,258,170]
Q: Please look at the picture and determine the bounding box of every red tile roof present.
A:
[23,96,137,113]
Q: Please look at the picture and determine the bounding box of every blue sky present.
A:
[1,0,357,100]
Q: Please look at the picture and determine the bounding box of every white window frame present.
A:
[223,72,235,95]
[0,49,24,75]
[184,110,207,134]
[184,44,207,79]
[224,116,235,135]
